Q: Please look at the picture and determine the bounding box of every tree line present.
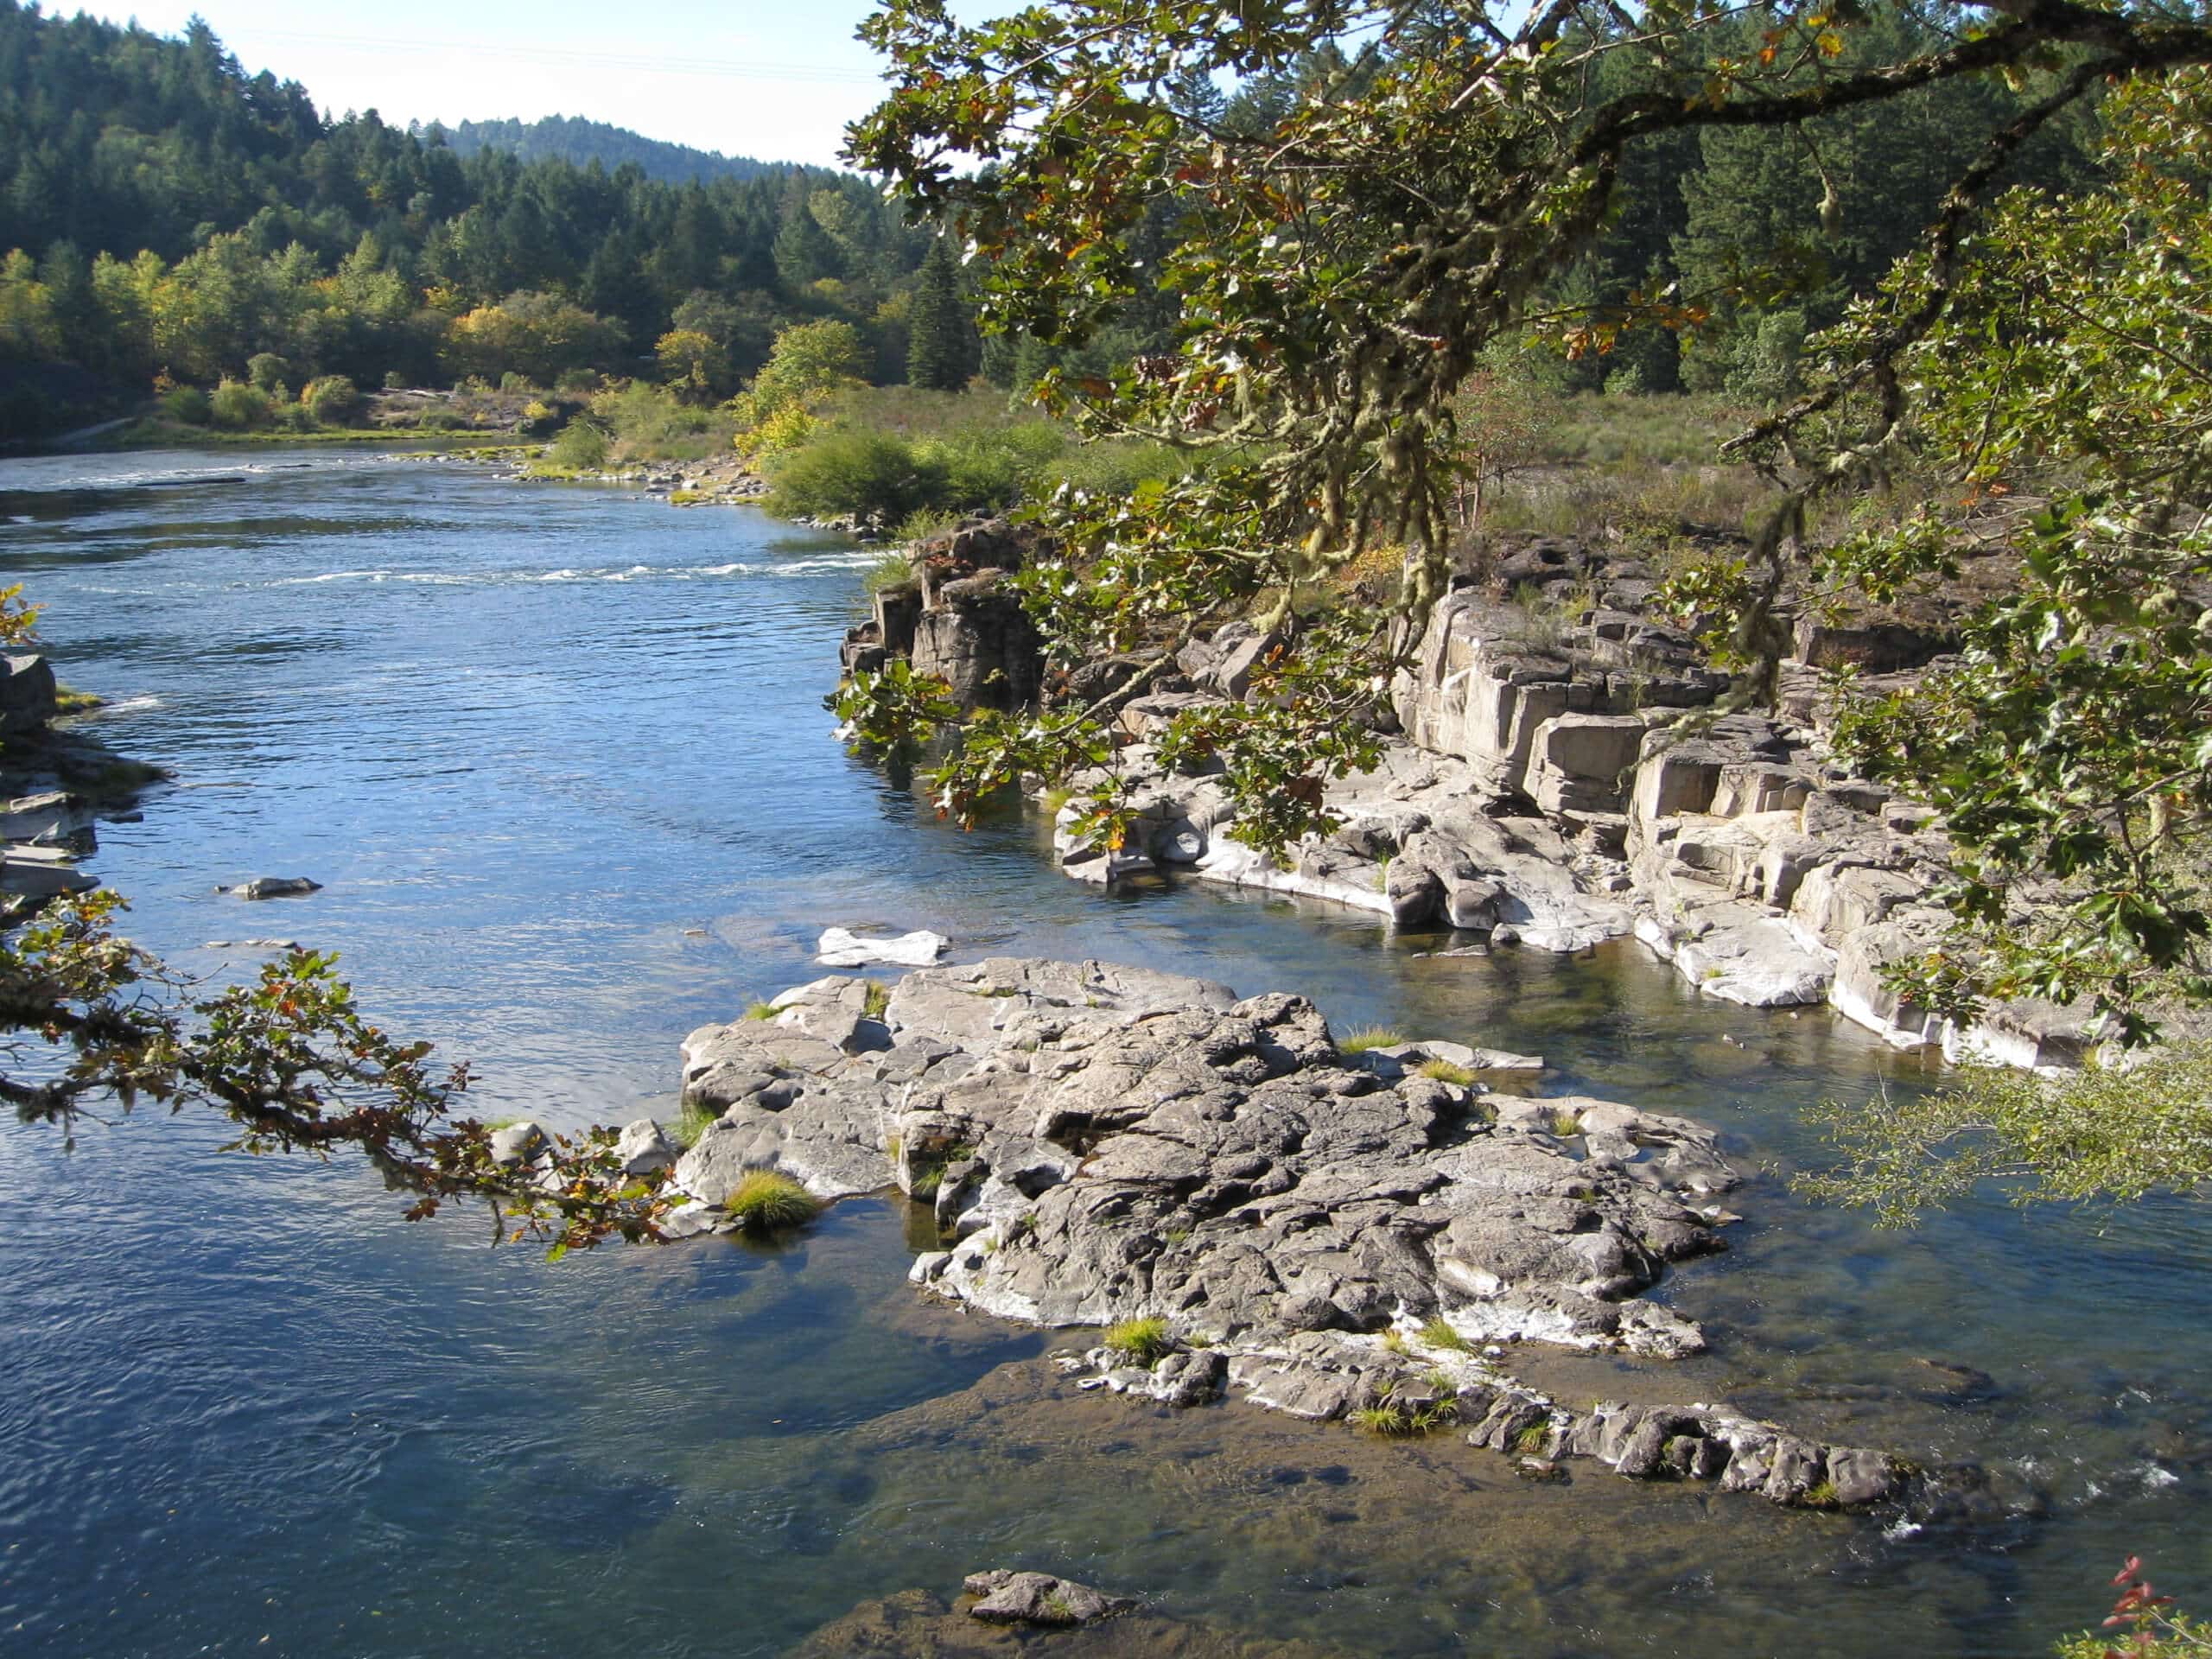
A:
[0,3,965,431]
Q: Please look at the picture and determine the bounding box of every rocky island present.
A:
[626,955,1914,1515]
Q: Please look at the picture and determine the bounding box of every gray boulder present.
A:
[963,1569,1133,1626]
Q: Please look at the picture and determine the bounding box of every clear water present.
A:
[0,448,2203,1657]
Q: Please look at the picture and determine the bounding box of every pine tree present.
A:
[904,236,975,391]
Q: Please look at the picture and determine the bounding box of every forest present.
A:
[0,0,2106,442]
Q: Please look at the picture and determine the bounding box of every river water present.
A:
[0,448,2203,1657]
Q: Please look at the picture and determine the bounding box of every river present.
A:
[0,447,2203,1657]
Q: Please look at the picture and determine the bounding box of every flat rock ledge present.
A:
[659,957,1920,1514]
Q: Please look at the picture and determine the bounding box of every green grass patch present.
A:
[1548,1108,1585,1137]
[1417,1316,1471,1352]
[1338,1026,1406,1055]
[1417,1058,1478,1086]
[862,552,914,594]
[52,683,105,715]
[671,1099,721,1148]
[1513,1423,1552,1454]
[725,1169,820,1232]
[1103,1315,1173,1367]
[744,1001,779,1021]
[862,981,889,1019]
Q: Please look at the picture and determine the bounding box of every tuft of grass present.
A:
[1514,1423,1552,1454]
[1381,1330,1409,1356]
[671,1099,721,1149]
[1352,1397,1459,1438]
[725,1169,820,1232]
[52,683,105,715]
[1103,1315,1174,1367]
[861,981,890,1019]
[1548,1108,1585,1137]
[1338,1026,1407,1055]
[744,1001,779,1021]
[908,1140,976,1200]
[862,552,915,594]
[1418,1316,1471,1352]
[1802,1478,1841,1510]
[1350,1403,1416,1437]
[1418,1058,1478,1087]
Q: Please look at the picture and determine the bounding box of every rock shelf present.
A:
[663,957,1910,1512]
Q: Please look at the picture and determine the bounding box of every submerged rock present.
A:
[225,875,323,900]
[964,1569,1133,1626]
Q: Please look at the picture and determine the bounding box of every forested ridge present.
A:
[432,116,784,188]
[0,0,2112,440]
[0,2,933,430]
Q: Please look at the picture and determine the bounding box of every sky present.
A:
[63,1,899,168]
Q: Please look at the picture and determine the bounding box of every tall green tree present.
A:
[904,235,976,390]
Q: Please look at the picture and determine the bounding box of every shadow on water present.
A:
[0,446,2203,1659]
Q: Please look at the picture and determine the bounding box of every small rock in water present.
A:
[222,876,322,900]
[202,938,302,951]
[614,1117,677,1176]
[963,1569,1132,1627]
[488,1122,549,1166]
[817,926,946,968]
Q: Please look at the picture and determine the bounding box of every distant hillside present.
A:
[431,117,786,186]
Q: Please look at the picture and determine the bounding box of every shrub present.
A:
[159,385,211,425]
[1338,1026,1406,1055]
[548,419,609,471]
[499,371,532,393]
[1103,1315,1173,1366]
[301,375,360,426]
[765,428,949,521]
[245,353,291,393]
[725,1169,820,1232]
[588,378,733,462]
[207,378,269,429]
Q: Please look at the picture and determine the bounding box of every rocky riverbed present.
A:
[633,955,1936,1518]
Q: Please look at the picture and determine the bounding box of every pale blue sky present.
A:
[67,1,898,167]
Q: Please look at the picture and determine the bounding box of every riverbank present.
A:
[840,516,2126,1077]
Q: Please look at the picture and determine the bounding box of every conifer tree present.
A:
[904,236,975,391]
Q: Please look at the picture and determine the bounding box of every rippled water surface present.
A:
[0,448,2205,1657]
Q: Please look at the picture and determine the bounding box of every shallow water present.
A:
[0,448,2204,1657]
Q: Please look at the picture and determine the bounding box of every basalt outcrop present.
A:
[1045,557,2085,1071]
[834,517,2091,1071]
[841,518,1044,710]
[659,957,1911,1513]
